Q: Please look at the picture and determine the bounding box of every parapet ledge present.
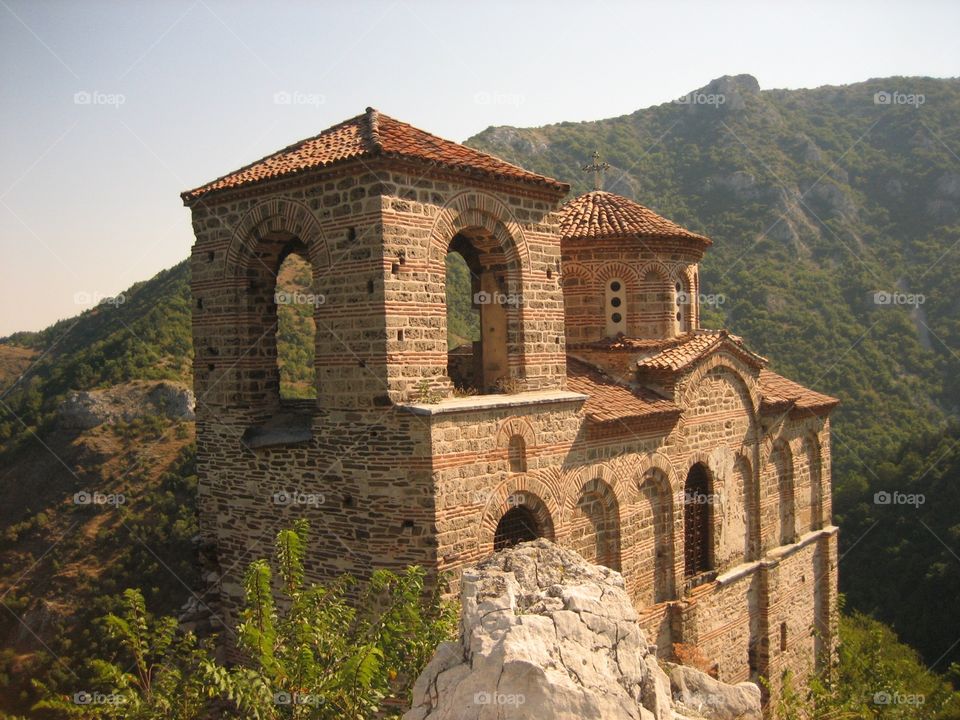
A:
[715,525,839,585]
[399,389,587,416]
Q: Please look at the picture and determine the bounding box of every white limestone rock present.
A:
[405,539,761,720]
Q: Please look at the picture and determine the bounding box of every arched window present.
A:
[494,506,540,551]
[570,479,621,571]
[276,248,317,400]
[605,278,627,337]
[508,435,527,473]
[684,463,712,577]
[775,442,796,545]
[445,230,512,394]
[640,470,675,603]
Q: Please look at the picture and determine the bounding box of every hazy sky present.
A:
[1,0,958,336]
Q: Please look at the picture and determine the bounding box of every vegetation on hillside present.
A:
[31,521,456,719]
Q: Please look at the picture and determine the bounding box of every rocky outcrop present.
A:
[404,540,761,720]
[57,380,195,430]
[669,664,762,720]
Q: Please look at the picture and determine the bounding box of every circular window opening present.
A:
[611,297,622,308]
[676,311,682,321]
[494,506,540,551]
[612,312,623,323]
[675,282,682,292]
[610,280,621,292]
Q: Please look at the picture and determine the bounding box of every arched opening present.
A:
[494,506,540,551]
[640,470,676,603]
[508,435,527,473]
[445,250,480,389]
[775,442,796,545]
[570,478,621,571]
[275,246,317,400]
[639,268,673,339]
[445,229,513,393]
[684,463,712,578]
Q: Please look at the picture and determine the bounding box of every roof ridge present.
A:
[364,106,384,153]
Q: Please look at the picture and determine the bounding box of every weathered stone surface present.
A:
[56,380,195,429]
[669,664,762,720]
[405,540,761,720]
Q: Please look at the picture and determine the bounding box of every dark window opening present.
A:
[684,463,712,577]
[780,622,788,652]
[494,506,540,551]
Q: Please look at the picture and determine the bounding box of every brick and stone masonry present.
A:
[182,108,839,711]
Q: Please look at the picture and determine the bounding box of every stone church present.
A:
[182,108,839,704]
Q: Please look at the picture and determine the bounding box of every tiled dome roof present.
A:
[559,191,711,245]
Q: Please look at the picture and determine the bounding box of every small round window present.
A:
[610,280,621,292]
[611,297,622,308]
[676,311,682,321]
[612,312,623,323]
[675,282,682,292]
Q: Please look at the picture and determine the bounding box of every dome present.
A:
[558,190,711,246]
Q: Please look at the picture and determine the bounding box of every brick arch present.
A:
[734,451,761,561]
[224,197,331,278]
[636,259,673,283]
[635,452,682,495]
[770,438,796,545]
[428,190,529,272]
[678,353,761,429]
[594,261,640,287]
[495,415,537,450]
[476,476,559,558]
[637,465,678,603]
[560,468,624,571]
[560,261,592,283]
[561,464,630,522]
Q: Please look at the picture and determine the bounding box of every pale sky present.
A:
[1,0,958,336]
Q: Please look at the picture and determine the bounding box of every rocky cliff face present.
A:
[56,380,195,429]
[405,540,761,720]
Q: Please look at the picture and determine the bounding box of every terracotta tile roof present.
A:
[635,330,765,374]
[567,356,678,423]
[182,108,568,202]
[558,191,711,245]
[758,369,839,413]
